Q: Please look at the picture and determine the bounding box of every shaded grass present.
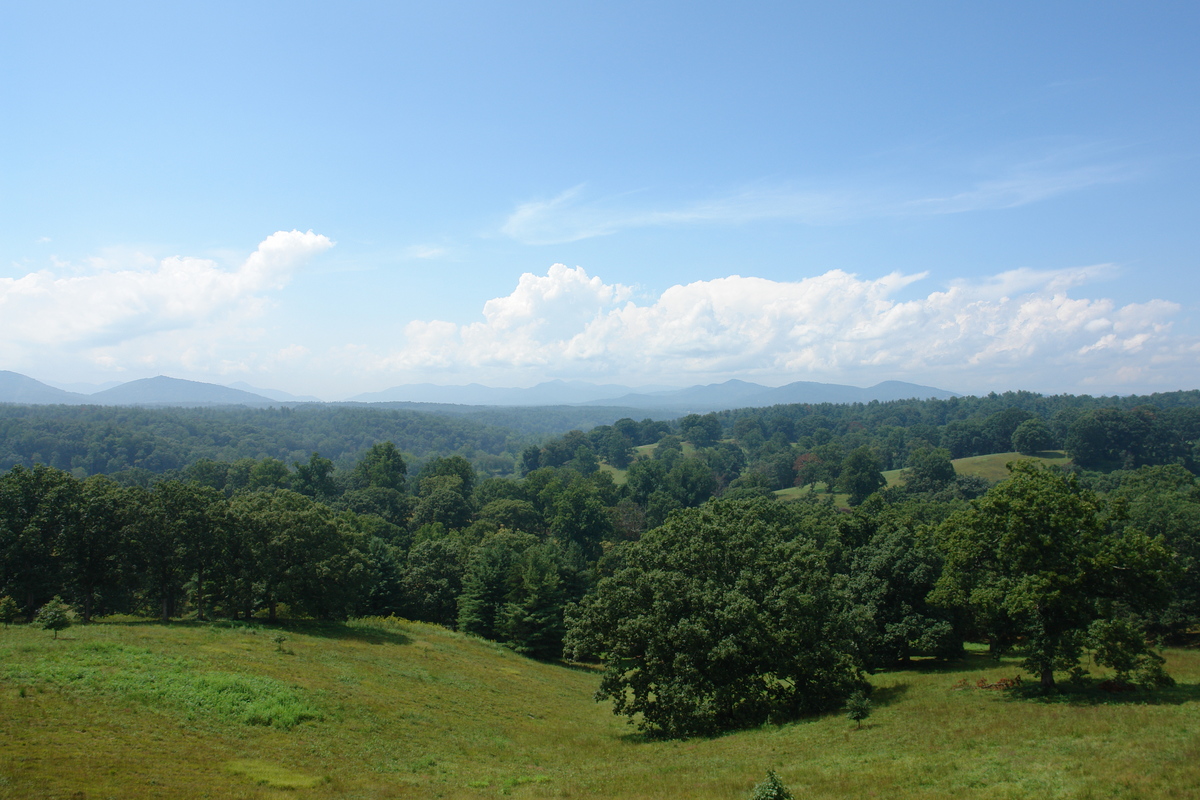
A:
[2,618,1199,798]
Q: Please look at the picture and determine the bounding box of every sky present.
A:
[1,1,1198,401]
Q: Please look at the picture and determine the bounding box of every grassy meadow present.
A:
[775,450,1073,507]
[3,616,1199,799]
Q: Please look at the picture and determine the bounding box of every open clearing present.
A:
[2,616,1198,799]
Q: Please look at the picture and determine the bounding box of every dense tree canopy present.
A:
[931,462,1175,688]
[565,499,863,738]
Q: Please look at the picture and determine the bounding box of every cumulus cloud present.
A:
[0,230,332,352]
[376,263,1189,392]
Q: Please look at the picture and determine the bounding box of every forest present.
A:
[3,388,1200,738]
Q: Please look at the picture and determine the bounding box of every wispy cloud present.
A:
[404,244,448,260]
[501,154,1139,245]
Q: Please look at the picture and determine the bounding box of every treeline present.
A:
[521,390,1200,504]
[0,404,525,480]
[5,430,1199,649]
[5,445,1199,737]
[713,389,1200,471]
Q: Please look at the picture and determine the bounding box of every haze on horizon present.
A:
[1,3,1197,402]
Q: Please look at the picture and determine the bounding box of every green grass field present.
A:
[3,617,1198,799]
[951,450,1072,483]
[775,450,1073,508]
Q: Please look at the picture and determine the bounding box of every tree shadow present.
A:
[1003,681,1200,707]
[869,682,909,708]
[882,651,1004,675]
[556,658,605,675]
[92,616,413,646]
[276,619,413,646]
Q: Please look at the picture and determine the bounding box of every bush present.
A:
[750,770,794,800]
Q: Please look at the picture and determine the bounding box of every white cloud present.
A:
[373,263,1190,392]
[0,230,332,367]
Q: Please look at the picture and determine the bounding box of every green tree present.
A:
[0,595,19,627]
[1105,464,1200,640]
[838,446,885,506]
[293,452,338,501]
[931,462,1175,688]
[549,481,612,560]
[845,689,872,728]
[350,441,407,493]
[419,455,477,498]
[679,413,722,448]
[478,498,543,535]
[901,447,956,494]
[500,541,568,659]
[847,520,960,668]
[56,476,134,623]
[0,465,76,620]
[457,530,535,639]
[221,489,371,622]
[565,499,861,738]
[412,487,474,530]
[1011,418,1054,455]
[248,457,292,491]
[35,595,71,639]
[400,536,467,627]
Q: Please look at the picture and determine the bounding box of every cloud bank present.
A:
[381,263,1188,393]
[0,229,332,368]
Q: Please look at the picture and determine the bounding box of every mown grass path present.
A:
[2,618,1198,798]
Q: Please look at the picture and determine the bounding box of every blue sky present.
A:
[1,2,1197,400]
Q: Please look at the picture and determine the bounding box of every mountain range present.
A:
[1,371,958,412]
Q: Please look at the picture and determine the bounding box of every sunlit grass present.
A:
[2,617,1198,798]
[952,450,1072,483]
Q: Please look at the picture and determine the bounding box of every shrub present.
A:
[750,770,794,800]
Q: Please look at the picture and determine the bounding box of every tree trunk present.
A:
[195,567,206,621]
[1040,668,1055,689]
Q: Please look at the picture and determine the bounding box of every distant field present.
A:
[777,451,1072,508]
[952,450,1072,483]
[3,617,1197,799]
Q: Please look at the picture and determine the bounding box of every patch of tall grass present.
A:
[2,638,319,728]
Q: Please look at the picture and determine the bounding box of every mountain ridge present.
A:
[1,371,960,412]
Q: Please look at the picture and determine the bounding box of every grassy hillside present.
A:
[3,617,1199,799]
[951,450,1072,483]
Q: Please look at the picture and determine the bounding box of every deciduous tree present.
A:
[931,462,1175,688]
[565,499,861,738]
